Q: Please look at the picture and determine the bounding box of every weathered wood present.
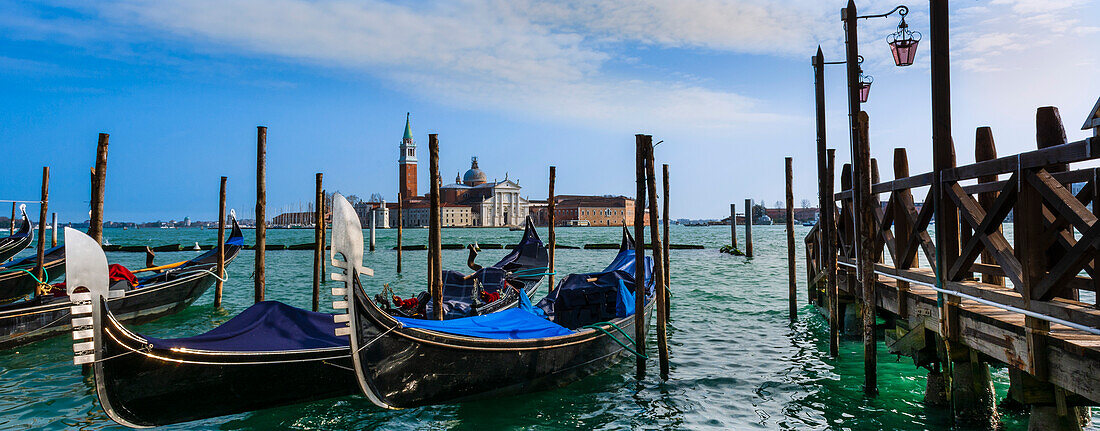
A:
[855,112,877,396]
[786,157,797,322]
[975,127,1003,287]
[429,134,443,320]
[827,148,839,357]
[34,167,48,296]
[548,166,556,290]
[730,203,737,250]
[402,192,407,272]
[871,172,934,194]
[944,137,1097,182]
[745,198,753,258]
[644,139,669,380]
[255,126,267,303]
[1094,169,1100,308]
[662,163,671,321]
[313,173,323,312]
[215,176,227,308]
[893,148,915,318]
[50,213,57,247]
[7,203,12,235]
[946,180,1023,286]
[634,134,648,380]
[89,133,109,245]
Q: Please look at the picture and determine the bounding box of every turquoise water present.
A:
[0,225,1091,429]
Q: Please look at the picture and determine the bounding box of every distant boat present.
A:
[802,221,816,227]
[757,214,773,225]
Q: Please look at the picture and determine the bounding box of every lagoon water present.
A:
[1,225,1095,430]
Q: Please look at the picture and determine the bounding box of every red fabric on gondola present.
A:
[108,264,138,286]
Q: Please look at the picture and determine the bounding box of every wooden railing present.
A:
[806,113,1100,361]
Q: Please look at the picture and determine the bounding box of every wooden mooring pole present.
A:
[662,163,671,321]
[50,213,57,247]
[730,203,737,250]
[634,134,648,380]
[34,167,48,295]
[974,127,1002,287]
[429,134,443,320]
[826,148,838,357]
[548,166,556,290]
[369,208,376,252]
[855,112,877,396]
[397,192,403,274]
[214,176,227,308]
[255,126,267,303]
[313,173,323,311]
[8,203,13,234]
[89,133,108,245]
[644,139,669,380]
[744,199,753,258]
[786,157,796,322]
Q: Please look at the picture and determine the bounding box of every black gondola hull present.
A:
[95,310,357,427]
[351,286,652,408]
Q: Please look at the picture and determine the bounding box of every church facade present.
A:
[389,115,529,228]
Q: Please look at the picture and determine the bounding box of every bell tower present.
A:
[399,113,417,200]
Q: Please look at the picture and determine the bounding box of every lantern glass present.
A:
[890,39,919,66]
[858,82,871,103]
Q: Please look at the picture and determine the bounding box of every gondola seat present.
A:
[144,301,347,352]
[536,270,639,330]
[426,267,509,319]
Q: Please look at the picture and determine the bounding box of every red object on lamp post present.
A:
[858,75,873,103]
[887,15,921,66]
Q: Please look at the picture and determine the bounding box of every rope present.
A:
[582,321,648,359]
[356,325,398,353]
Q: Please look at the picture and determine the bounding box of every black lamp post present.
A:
[839,0,914,397]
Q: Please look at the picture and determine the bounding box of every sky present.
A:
[1,0,1098,222]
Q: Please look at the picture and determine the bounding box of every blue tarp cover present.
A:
[146,301,348,351]
[394,308,573,339]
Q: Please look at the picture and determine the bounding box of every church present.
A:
[388,114,529,227]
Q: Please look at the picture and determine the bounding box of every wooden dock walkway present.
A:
[804,106,1100,428]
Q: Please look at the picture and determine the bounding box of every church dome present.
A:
[463,157,488,186]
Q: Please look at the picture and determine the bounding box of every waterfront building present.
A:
[531,195,647,227]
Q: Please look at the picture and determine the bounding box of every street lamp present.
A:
[888,9,921,66]
[858,73,873,103]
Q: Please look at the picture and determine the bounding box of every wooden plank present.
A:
[944,137,1097,182]
[946,181,1023,285]
[871,172,934,194]
[1029,169,1097,233]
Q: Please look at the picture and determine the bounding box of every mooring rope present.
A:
[582,321,648,359]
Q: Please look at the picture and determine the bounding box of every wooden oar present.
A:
[130,260,188,274]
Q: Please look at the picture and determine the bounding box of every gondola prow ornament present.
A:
[67,227,111,365]
[328,193,374,337]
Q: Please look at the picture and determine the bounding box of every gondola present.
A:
[333,194,655,409]
[73,194,542,427]
[0,219,244,350]
[378,216,549,319]
[0,242,65,304]
[0,204,32,262]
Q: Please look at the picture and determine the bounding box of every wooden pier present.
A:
[805,107,1100,428]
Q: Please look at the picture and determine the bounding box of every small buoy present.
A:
[193,242,201,251]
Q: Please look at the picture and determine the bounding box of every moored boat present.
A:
[0,205,32,262]
[332,192,655,409]
[0,219,244,350]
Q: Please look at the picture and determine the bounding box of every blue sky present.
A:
[2,0,1098,221]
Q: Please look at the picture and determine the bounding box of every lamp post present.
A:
[840,0,914,397]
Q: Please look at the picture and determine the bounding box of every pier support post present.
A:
[744,198,753,258]
[313,173,323,312]
[950,351,998,427]
[786,157,796,322]
[35,167,49,295]
[974,127,1003,286]
[826,148,838,357]
[89,133,109,245]
[215,176,227,308]
[255,126,267,303]
[925,366,950,407]
[855,112,877,396]
[893,149,915,318]
[634,134,649,380]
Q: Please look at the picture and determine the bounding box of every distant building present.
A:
[399,113,418,200]
[354,201,390,229]
[529,195,647,227]
[401,203,473,227]
[429,157,530,227]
